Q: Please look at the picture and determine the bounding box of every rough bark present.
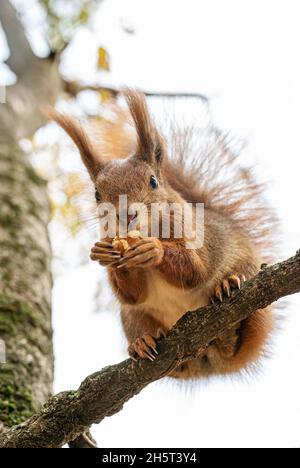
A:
[0,0,61,430]
[0,142,53,427]
[0,251,299,448]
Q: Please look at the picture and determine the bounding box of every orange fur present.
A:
[50,89,278,380]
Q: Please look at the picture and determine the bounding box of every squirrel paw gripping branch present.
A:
[50,89,277,380]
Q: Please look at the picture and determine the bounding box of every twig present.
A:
[68,430,98,449]
[63,80,210,104]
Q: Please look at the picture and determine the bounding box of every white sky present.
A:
[1,0,300,448]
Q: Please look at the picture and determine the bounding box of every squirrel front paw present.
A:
[90,241,121,267]
[212,274,246,302]
[117,238,164,270]
[128,329,166,362]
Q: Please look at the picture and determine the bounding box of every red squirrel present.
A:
[50,89,276,379]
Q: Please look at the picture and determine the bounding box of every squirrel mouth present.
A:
[127,213,137,224]
[116,212,138,228]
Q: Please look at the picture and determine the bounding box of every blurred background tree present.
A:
[39,0,100,52]
[0,0,108,431]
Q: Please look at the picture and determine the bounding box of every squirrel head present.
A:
[49,89,183,234]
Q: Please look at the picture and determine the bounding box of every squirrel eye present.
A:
[149,175,158,189]
[95,189,101,203]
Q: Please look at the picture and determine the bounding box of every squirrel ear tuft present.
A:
[122,88,164,167]
[46,108,103,181]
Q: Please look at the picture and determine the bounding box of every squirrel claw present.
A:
[214,285,223,302]
[228,274,241,289]
[222,279,231,297]
[128,333,161,362]
[213,274,246,302]
[228,274,246,290]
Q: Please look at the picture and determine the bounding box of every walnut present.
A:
[112,230,141,255]
[112,238,129,254]
[127,230,141,239]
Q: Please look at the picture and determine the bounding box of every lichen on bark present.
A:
[0,145,53,428]
[0,368,36,427]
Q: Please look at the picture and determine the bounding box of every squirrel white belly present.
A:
[142,268,209,329]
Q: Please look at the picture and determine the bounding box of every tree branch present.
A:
[0,0,37,76]
[0,1,62,142]
[1,251,299,448]
[63,80,210,105]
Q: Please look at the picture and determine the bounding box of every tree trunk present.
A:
[0,0,62,430]
[0,140,53,427]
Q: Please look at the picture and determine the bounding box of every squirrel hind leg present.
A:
[168,355,212,379]
[168,307,274,380]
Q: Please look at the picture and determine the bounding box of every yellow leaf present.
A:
[98,89,113,103]
[64,173,87,198]
[97,46,110,71]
